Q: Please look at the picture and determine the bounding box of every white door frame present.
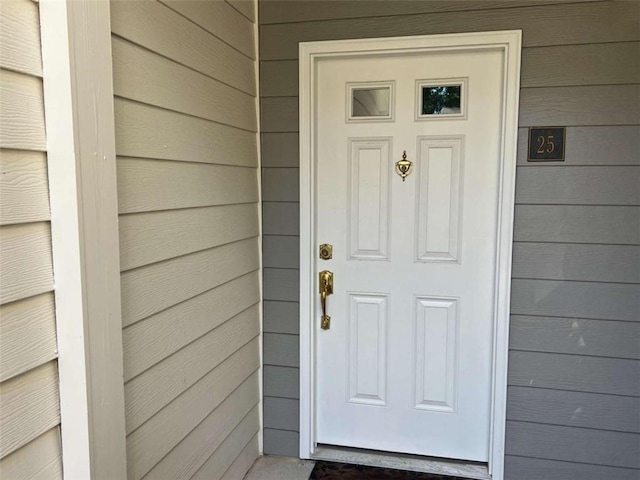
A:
[299,31,522,480]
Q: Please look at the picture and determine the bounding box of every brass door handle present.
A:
[319,270,333,330]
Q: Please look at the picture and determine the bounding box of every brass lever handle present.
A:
[319,270,333,330]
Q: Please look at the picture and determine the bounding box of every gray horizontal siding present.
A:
[505,456,640,480]
[511,243,640,284]
[263,268,299,302]
[263,428,299,457]
[263,366,299,399]
[508,351,639,397]
[262,202,299,235]
[505,421,640,469]
[507,386,640,433]
[263,333,298,368]
[511,279,639,322]
[264,300,299,334]
[261,133,299,167]
[264,397,299,431]
[259,0,604,25]
[262,168,299,202]
[509,315,640,360]
[261,42,640,97]
[260,2,639,60]
[259,0,640,471]
[514,205,639,245]
[516,126,640,166]
[515,167,640,206]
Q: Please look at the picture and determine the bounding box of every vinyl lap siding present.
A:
[111,1,261,479]
[0,0,63,477]
[258,0,640,476]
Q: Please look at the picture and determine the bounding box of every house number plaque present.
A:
[528,127,565,162]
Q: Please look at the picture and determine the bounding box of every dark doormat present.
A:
[310,461,473,480]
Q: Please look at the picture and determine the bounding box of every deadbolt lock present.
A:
[319,243,333,260]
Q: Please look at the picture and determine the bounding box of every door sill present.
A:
[311,445,491,480]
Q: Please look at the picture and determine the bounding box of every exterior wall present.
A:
[259,0,640,477]
[0,0,63,477]
[111,1,262,479]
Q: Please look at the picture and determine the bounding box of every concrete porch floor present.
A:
[244,455,316,480]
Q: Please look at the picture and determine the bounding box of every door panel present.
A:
[415,136,464,262]
[348,138,391,260]
[348,293,388,406]
[315,49,504,462]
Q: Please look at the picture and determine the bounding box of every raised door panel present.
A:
[348,138,391,260]
[348,294,388,406]
[414,296,459,412]
[415,136,464,263]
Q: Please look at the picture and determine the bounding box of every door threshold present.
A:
[311,445,491,480]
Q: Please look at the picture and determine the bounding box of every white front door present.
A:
[314,47,505,462]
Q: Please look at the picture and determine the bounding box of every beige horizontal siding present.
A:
[112,37,256,132]
[119,204,259,271]
[117,158,258,213]
[125,305,259,432]
[0,361,60,458]
[111,0,255,95]
[0,0,42,77]
[221,432,260,480]
[191,407,260,480]
[123,271,260,380]
[227,0,255,22]
[0,427,62,480]
[0,293,56,383]
[120,237,259,326]
[161,0,255,59]
[0,2,61,471]
[114,99,257,167]
[126,340,259,479]
[113,0,260,477]
[0,150,50,225]
[144,372,259,480]
[0,69,45,151]
[0,222,53,305]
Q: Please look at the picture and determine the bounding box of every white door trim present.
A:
[299,31,522,480]
[40,0,127,477]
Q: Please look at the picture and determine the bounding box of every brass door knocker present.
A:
[395,150,413,181]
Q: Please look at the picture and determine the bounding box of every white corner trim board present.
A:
[298,31,522,480]
[40,0,127,478]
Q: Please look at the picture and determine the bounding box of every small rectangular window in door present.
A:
[347,82,395,122]
[416,78,467,120]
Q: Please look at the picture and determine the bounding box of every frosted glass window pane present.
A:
[352,88,390,117]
